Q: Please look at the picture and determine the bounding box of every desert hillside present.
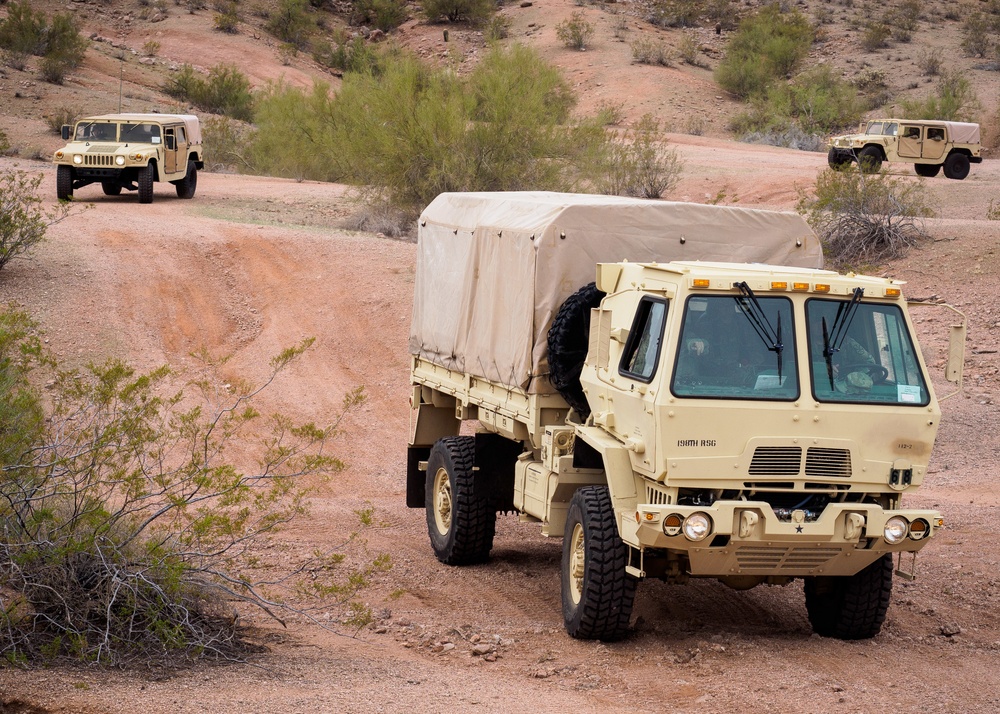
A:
[1,1,1000,712]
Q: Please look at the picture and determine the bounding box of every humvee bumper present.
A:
[621,501,941,577]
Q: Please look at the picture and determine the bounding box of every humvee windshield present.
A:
[807,298,929,405]
[119,122,162,143]
[866,121,898,136]
[74,122,118,142]
[672,295,799,400]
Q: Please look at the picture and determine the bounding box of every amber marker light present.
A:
[814,284,831,293]
[792,282,810,291]
[692,279,711,289]
[770,281,788,290]
[884,287,901,298]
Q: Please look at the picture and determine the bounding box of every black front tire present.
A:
[174,160,198,199]
[827,148,852,170]
[102,181,122,196]
[857,146,883,173]
[914,163,941,178]
[548,283,605,418]
[56,165,73,200]
[943,152,970,180]
[425,436,495,565]
[137,164,155,204]
[562,486,636,641]
[804,553,893,640]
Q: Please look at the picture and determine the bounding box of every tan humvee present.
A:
[407,192,965,641]
[53,113,203,203]
[828,118,982,179]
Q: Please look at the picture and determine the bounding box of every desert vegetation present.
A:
[0,0,87,83]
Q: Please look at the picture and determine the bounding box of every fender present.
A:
[574,424,638,514]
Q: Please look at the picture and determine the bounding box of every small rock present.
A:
[940,623,962,637]
[471,644,493,656]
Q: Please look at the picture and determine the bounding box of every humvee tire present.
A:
[943,152,970,180]
[827,148,852,170]
[857,146,883,173]
[548,283,605,418]
[804,553,893,640]
[137,164,155,204]
[174,160,198,199]
[425,436,495,565]
[562,486,636,641]
[102,181,122,196]
[914,163,941,178]
[56,165,73,200]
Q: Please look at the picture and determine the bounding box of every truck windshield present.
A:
[119,122,161,143]
[807,298,929,405]
[75,122,117,142]
[672,295,798,400]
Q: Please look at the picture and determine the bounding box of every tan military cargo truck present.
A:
[53,113,203,203]
[407,192,964,641]
[828,119,982,179]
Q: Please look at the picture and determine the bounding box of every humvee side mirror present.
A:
[61,125,70,141]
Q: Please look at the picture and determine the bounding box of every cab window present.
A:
[619,297,668,382]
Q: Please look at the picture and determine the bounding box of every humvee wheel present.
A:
[857,146,883,173]
[548,283,605,419]
[561,486,635,641]
[425,436,495,565]
[174,160,198,199]
[56,165,73,200]
[827,148,851,170]
[943,152,970,180]
[102,181,122,196]
[914,163,941,178]
[804,554,893,640]
[137,164,155,204]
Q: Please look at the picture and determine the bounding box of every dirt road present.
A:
[1,145,999,713]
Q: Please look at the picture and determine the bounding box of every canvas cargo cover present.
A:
[943,121,980,144]
[410,192,823,393]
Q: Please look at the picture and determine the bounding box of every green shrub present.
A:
[312,34,380,75]
[421,0,495,25]
[45,107,79,134]
[631,37,672,66]
[213,2,241,33]
[484,13,512,41]
[202,115,253,173]
[677,33,705,67]
[899,71,980,122]
[592,114,683,198]
[352,0,408,31]
[266,0,314,49]
[860,22,891,52]
[0,171,69,272]
[916,49,942,76]
[555,11,594,50]
[164,63,255,121]
[799,167,932,268]
[647,0,702,29]
[961,12,993,57]
[0,1,47,66]
[715,5,813,99]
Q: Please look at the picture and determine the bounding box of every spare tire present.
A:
[547,282,605,418]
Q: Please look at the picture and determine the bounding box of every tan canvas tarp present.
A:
[410,192,824,393]
[944,121,980,145]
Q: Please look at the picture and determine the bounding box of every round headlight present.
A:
[908,518,929,541]
[72,154,82,164]
[682,512,712,542]
[115,155,125,166]
[884,516,908,544]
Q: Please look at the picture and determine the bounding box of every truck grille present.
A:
[84,148,121,167]
[805,447,852,477]
[748,446,801,475]
[734,545,842,571]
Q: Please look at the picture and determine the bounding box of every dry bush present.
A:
[799,167,932,268]
[631,37,672,66]
[556,11,594,50]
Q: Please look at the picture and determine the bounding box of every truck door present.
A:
[609,295,667,472]
[922,126,946,160]
[898,124,922,158]
[164,127,179,174]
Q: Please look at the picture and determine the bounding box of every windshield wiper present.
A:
[824,287,864,358]
[735,282,784,380]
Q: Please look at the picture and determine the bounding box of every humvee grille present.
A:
[805,447,852,477]
[748,446,802,475]
[734,545,842,571]
[83,153,117,167]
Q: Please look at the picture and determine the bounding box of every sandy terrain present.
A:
[0,138,998,712]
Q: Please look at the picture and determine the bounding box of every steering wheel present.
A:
[842,363,888,384]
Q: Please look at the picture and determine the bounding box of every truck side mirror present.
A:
[61,125,70,141]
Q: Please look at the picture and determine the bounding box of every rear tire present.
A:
[857,146,883,173]
[804,554,893,640]
[914,163,941,178]
[102,181,122,196]
[561,486,636,641]
[425,436,495,565]
[137,164,155,204]
[943,152,970,180]
[174,160,197,199]
[56,165,73,200]
[548,283,605,418]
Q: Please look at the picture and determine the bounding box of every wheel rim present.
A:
[568,522,586,605]
[432,467,453,536]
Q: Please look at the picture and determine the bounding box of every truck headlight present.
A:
[682,512,712,542]
[115,155,125,166]
[908,518,929,541]
[884,516,908,544]
[73,155,82,164]
[662,514,683,537]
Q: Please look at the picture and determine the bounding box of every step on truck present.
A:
[406,192,964,641]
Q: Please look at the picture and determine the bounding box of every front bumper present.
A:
[620,500,940,577]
